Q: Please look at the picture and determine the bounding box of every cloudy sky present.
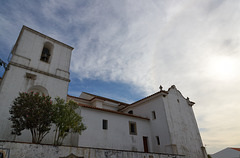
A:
[0,0,240,154]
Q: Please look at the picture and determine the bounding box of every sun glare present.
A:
[208,56,237,81]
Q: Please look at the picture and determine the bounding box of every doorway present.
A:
[143,136,149,152]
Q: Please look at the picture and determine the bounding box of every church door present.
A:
[143,136,149,152]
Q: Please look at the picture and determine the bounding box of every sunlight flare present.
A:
[208,56,237,81]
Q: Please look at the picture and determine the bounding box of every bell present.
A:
[42,53,48,58]
[42,48,50,56]
[42,57,48,62]
[41,48,51,62]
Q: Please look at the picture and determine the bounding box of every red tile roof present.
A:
[231,148,240,151]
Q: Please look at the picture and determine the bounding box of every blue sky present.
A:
[1,0,240,154]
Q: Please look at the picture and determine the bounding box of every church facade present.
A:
[0,26,207,158]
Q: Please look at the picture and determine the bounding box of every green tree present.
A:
[9,92,54,143]
[53,98,86,145]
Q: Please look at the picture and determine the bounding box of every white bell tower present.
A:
[0,26,73,142]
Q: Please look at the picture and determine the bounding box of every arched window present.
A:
[128,110,133,114]
[40,42,53,63]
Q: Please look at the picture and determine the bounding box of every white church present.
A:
[0,26,208,158]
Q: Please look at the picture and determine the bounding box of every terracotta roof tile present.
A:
[231,148,240,151]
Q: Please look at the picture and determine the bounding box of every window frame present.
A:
[129,121,137,135]
[102,119,108,130]
[156,136,160,145]
[152,111,156,120]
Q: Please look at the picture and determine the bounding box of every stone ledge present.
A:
[0,140,184,158]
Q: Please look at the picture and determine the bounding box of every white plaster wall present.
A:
[211,148,240,158]
[0,65,69,142]
[91,100,103,108]
[123,95,173,154]
[78,107,152,152]
[102,102,119,111]
[11,29,72,79]
[163,88,207,158]
[79,92,94,100]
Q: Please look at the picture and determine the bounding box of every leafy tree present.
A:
[53,98,86,145]
[9,92,54,143]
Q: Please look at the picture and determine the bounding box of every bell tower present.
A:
[0,26,73,142]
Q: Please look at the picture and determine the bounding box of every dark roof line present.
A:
[82,92,130,106]
[22,25,74,50]
[69,84,195,111]
[118,90,168,111]
[131,90,168,105]
[67,94,90,102]
[77,102,149,120]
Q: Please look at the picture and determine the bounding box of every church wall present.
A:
[78,107,152,152]
[123,95,173,154]
[163,87,207,158]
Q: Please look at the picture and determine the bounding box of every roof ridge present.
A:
[82,92,129,105]
[130,90,167,105]
[77,102,149,120]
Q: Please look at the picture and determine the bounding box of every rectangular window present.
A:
[102,119,108,130]
[129,121,137,135]
[152,111,156,120]
[156,136,160,145]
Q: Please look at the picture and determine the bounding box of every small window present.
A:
[152,111,156,120]
[128,110,133,114]
[156,136,160,145]
[102,119,108,130]
[129,121,137,135]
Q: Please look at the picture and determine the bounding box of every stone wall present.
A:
[0,141,184,158]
